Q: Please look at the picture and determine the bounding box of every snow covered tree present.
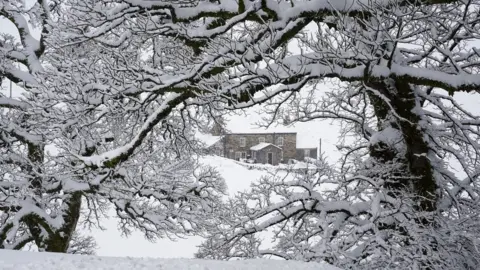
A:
[0,0,226,253]
[109,0,480,269]
[209,116,228,136]
[67,232,97,255]
[0,0,64,251]
[198,78,480,268]
[3,0,480,267]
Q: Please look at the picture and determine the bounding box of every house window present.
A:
[280,150,284,161]
[229,149,234,158]
[241,152,247,159]
[277,137,284,146]
[252,151,256,159]
[235,152,242,160]
[304,149,310,157]
[240,137,246,147]
[258,137,265,143]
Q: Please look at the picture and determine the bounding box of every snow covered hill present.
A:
[0,250,341,270]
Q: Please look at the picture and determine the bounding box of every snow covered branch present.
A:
[2,0,480,267]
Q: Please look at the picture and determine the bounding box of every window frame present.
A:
[240,137,246,147]
[277,137,284,146]
[235,151,242,160]
[304,149,311,157]
[258,137,265,143]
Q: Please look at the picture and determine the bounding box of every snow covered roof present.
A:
[250,143,281,151]
[228,131,296,135]
[0,250,342,270]
[196,132,223,147]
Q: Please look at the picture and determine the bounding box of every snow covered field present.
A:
[83,155,269,258]
[0,156,342,269]
[0,249,341,270]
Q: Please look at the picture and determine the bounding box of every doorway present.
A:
[267,152,273,165]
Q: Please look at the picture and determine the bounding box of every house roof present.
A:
[250,143,282,151]
[196,133,223,147]
[223,132,316,148]
[226,132,296,135]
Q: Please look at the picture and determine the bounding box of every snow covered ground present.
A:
[84,155,269,258]
[0,156,341,269]
[0,249,341,270]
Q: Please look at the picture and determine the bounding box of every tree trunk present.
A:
[43,192,82,253]
[366,79,437,212]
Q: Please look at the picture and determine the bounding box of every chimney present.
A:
[318,138,322,160]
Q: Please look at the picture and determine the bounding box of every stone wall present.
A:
[255,145,283,165]
[209,133,319,165]
[223,133,296,163]
[281,133,297,161]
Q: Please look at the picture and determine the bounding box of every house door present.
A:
[267,152,273,165]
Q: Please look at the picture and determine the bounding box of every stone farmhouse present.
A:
[207,132,318,165]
